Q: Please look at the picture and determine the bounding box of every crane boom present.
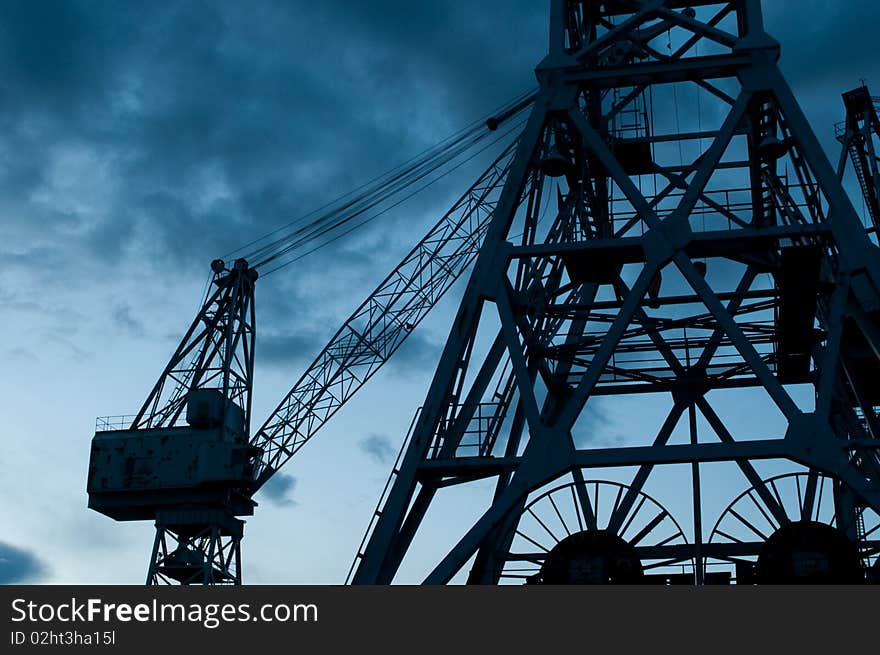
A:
[87,97,529,584]
[250,143,518,487]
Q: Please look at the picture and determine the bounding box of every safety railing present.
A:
[95,415,138,432]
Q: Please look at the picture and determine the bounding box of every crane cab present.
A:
[87,389,260,521]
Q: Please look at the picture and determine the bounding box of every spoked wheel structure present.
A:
[501,479,692,584]
[707,472,880,584]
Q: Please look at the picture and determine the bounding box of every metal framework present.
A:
[350,0,880,584]
[147,511,243,585]
[837,85,880,231]
[250,147,517,487]
[88,0,880,585]
[129,258,256,585]
[133,257,258,433]
[89,130,520,583]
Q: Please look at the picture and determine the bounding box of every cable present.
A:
[224,89,535,260]
[259,115,527,276]
[261,118,524,275]
[250,127,487,268]
[219,89,537,268]
[225,120,479,259]
[248,122,527,269]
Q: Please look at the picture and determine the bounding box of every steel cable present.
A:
[220,89,536,270]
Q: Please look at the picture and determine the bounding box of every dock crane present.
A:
[88,0,880,586]
[86,94,533,584]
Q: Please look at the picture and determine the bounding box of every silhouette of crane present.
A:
[88,0,880,585]
[86,94,531,584]
[837,84,880,231]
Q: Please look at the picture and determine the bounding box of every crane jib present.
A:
[249,143,520,490]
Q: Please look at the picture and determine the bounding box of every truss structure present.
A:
[147,510,243,585]
[250,148,516,487]
[123,258,256,585]
[90,119,521,584]
[350,0,880,585]
[837,85,880,231]
[132,258,257,433]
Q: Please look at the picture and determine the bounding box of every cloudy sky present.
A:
[1,1,878,585]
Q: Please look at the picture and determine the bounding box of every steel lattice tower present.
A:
[837,85,880,231]
[88,258,258,585]
[350,0,880,584]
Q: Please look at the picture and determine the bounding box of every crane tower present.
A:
[350,0,880,584]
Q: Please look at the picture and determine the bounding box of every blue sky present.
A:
[1,1,879,584]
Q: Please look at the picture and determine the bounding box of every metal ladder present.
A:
[847,142,880,227]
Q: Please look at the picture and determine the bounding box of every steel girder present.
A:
[131,259,257,585]
[131,258,258,434]
[147,511,243,585]
[249,146,518,487]
[351,0,880,585]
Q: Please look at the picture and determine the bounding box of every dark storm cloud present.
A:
[359,434,396,464]
[766,2,880,87]
[0,0,543,282]
[257,330,326,369]
[0,0,517,393]
[112,303,144,337]
[260,472,298,506]
[763,2,880,158]
[386,330,444,377]
[1,1,872,251]
[253,273,355,370]
[0,541,48,584]
[0,1,875,346]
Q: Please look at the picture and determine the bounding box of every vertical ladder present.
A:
[847,144,880,227]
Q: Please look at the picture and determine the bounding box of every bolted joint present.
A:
[642,217,692,269]
[670,378,710,406]
[784,412,842,472]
